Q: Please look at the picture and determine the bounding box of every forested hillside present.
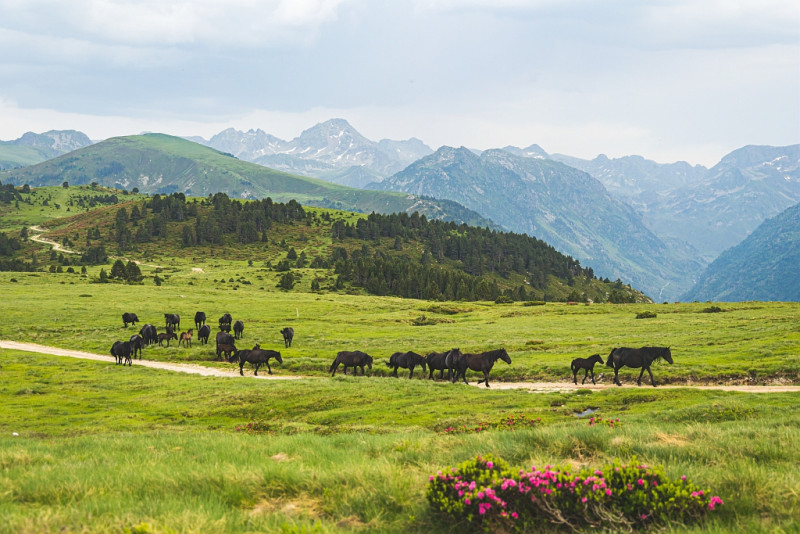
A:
[1,186,647,303]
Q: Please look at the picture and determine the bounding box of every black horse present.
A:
[330,351,373,376]
[452,348,511,388]
[122,312,139,327]
[110,340,132,366]
[445,348,466,382]
[129,334,145,360]
[281,327,294,348]
[387,351,427,379]
[219,313,232,329]
[198,324,211,344]
[233,320,244,339]
[606,347,673,387]
[164,313,180,331]
[237,344,282,376]
[139,324,157,346]
[194,311,206,331]
[426,348,461,380]
[571,354,604,385]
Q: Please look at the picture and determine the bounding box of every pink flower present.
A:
[652,480,658,486]
[581,497,588,503]
[681,475,687,481]
[640,514,648,520]
[637,479,645,486]
[487,461,494,469]
[511,512,519,519]
[464,498,471,505]
[606,489,612,496]
[429,476,434,482]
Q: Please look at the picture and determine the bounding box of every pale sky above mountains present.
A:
[0,0,797,166]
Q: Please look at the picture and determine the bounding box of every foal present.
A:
[179,329,194,348]
[571,354,604,385]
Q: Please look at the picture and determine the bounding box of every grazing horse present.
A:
[219,313,232,329]
[606,347,673,387]
[164,313,180,331]
[237,344,283,376]
[426,348,461,380]
[194,311,206,331]
[452,348,511,388]
[571,354,604,385]
[387,351,427,379]
[280,327,294,348]
[330,351,373,377]
[158,331,177,347]
[233,320,244,339]
[122,312,139,327]
[129,334,145,360]
[216,342,237,361]
[110,340,132,366]
[198,324,211,344]
[178,329,193,348]
[139,324,157,346]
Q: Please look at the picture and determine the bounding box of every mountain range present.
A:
[0,134,493,229]
[197,119,432,188]
[0,130,93,170]
[1,120,797,301]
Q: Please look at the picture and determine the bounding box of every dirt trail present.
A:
[0,340,301,381]
[28,225,163,268]
[2,340,799,393]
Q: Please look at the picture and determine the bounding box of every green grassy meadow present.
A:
[2,193,800,532]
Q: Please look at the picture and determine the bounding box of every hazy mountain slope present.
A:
[0,134,494,228]
[682,203,800,302]
[203,119,433,184]
[645,145,799,260]
[369,146,703,300]
[0,130,92,170]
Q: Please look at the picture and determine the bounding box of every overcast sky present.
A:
[0,0,797,166]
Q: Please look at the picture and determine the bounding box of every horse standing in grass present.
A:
[387,351,427,379]
[178,329,193,348]
[237,344,283,376]
[606,347,673,387]
[452,348,511,387]
[426,348,461,380]
[571,354,604,385]
[330,351,373,377]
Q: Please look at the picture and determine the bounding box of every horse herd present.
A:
[112,312,673,387]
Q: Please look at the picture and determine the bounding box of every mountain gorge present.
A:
[367,146,703,300]
[682,203,800,302]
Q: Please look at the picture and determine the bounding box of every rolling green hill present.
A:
[0,133,493,228]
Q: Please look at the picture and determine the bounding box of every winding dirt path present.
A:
[1,340,799,393]
[0,340,301,381]
[28,225,163,268]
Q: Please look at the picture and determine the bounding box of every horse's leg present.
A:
[392,365,398,378]
[254,363,260,376]
[581,368,589,385]
[647,366,657,387]
[409,366,414,379]
[614,366,622,386]
[239,361,245,376]
[483,370,490,387]
[572,366,577,385]
[267,361,272,375]
[589,367,596,385]
[636,367,647,386]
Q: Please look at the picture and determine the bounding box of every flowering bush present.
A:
[439,414,543,435]
[427,455,723,531]
[588,416,622,428]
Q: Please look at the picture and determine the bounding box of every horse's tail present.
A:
[606,349,616,367]
[328,358,338,373]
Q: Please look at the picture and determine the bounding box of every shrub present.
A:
[495,295,513,304]
[427,455,723,532]
[439,414,543,435]
[701,306,723,313]
[635,311,657,319]
[523,300,546,306]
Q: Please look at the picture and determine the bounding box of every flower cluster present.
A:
[234,421,272,433]
[588,416,622,428]
[439,414,543,435]
[427,455,723,531]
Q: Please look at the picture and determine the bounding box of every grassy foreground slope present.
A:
[1,349,799,533]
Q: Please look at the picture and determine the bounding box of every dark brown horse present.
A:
[606,347,673,387]
[571,354,604,385]
[387,351,427,379]
[452,348,511,387]
[330,351,373,376]
[425,348,461,380]
[237,344,282,376]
